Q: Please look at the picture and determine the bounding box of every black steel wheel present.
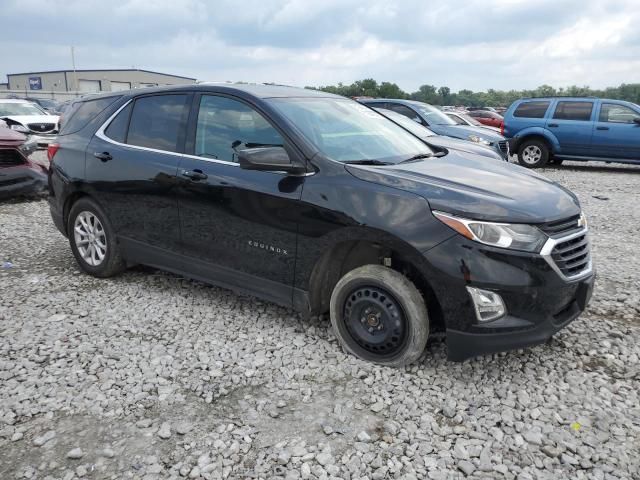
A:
[330,265,429,366]
[343,285,407,357]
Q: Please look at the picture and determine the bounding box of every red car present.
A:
[0,127,48,200]
[466,110,504,128]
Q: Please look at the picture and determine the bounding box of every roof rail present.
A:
[520,96,599,100]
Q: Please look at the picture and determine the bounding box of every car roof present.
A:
[361,98,433,108]
[112,83,343,100]
[0,99,31,103]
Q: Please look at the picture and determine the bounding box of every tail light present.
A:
[47,143,60,162]
[500,122,504,136]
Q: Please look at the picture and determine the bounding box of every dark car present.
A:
[359,99,510,159]
[48,85,594,366]
[466,110,504,128]
[372,107,505,161]
[0,127,47,199]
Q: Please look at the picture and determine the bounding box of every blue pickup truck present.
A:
[503,97,640,168]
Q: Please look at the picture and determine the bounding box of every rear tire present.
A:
[329,265,429,367]
[518,139,549,168]
[68,197,126,278]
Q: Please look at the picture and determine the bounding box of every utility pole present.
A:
[71,46,77,94]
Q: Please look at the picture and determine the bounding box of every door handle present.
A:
[596,126,610,131]
[548,123,559,128]
[181,169,208,181]
[93,152,112,162]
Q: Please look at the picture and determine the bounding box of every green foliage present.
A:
[305,80,640,107]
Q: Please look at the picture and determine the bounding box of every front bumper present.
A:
[423,234,595,361]
[0,164,48,200]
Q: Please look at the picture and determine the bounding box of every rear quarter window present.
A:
[513,101,551,119]
[60,96,121,135]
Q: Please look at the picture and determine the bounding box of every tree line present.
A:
[306,79,640,107]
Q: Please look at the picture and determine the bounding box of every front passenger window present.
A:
[195,95,284,162]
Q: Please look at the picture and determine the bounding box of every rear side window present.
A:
[104,103,132,143]
[513,101,550,119]
[126,95,188,152]
[60,96,120,134]
[553,101,593,121]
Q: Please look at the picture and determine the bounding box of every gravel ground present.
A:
[1,161,639,480]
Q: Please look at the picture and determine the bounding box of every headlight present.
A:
[10,124,30,133]
[433,211,548,253]
[467,135,491,146]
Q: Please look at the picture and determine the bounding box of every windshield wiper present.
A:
[400,151,446,163]
[343,159,392,166]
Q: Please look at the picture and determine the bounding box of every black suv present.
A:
[48,84,595,366]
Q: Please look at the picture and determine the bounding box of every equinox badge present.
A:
[248,240,288,255]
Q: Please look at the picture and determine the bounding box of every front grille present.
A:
[551,233,590,278]
[498,140,509,155]
[538,214,581,236]
[0,149,26,167]
[27,123,56,133]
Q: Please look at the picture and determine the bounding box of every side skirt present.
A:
[555,154,640,165]
[119,237,309,313]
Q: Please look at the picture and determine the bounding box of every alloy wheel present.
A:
[74,211,107,266]
[522,145,542,165]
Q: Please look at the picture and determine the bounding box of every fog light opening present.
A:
[466,286,506,323]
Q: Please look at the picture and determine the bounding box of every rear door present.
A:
[591,102,640,159]
[175,93,306,307]
[546,100,595,156]
[86,93,190,255]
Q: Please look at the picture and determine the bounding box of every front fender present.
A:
[512,126,560,153]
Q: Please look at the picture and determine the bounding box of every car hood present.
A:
[429,124,505,143]
[0,114,59,125]
[345,150,580,223]
[0,126,26,146]
[426,135,503,160]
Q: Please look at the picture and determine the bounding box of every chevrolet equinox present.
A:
[48,85,595,366]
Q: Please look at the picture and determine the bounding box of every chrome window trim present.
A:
[540,227,593,282]
[95,99,315,177]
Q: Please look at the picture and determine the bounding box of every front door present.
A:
[176,94,305,306]
[85,93,190,254]
[546,100,594,156]
[591,102,640,159]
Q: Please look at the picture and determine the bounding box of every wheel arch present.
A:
[306,229,445,333]
[513,127,559,154]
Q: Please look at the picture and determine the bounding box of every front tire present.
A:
[68,197,126,278]
[329,265,429,367]
[518,139,549,168]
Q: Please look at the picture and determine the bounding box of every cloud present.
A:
[1,0,639,92]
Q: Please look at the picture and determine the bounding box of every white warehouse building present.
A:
[4,68,196,94]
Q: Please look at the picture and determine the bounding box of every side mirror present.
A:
[633,117,640,125]
[238,146,306,175]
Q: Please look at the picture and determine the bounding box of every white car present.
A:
[0,99,60,146]
[446,111,501,133]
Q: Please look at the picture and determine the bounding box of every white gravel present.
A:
[1,161,639,479]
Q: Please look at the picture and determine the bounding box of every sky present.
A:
[2,0,640,93]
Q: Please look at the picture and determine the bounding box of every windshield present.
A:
[35,99,58,109]
[415,104,457,126]
[0,102,47,116]
[374,108,435,140]
[268,97,432,163]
